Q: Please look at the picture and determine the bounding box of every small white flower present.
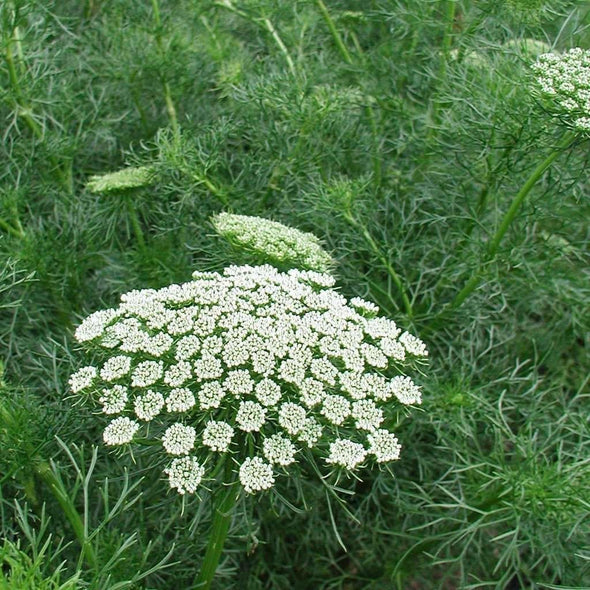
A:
[103,417,139,445]
[389,376,422,405]
[263,434,296,465]
[299,378,326,408]
[131,360,163,388]
[351,399,383,431]
[379,338,406,361]
[75,309,119,342]
[197,381,226,410]
[278,402,307,435]
[163,361,192,387]
[162,423,196,455]
[399,332,428,357]
[310,358,338,386]
[350,297,379,316]
[223,369,255,396]
[297,417,323,447]
[202,420,234,452]
[99,385,128,414]
[251,349,276,376]
[166,387,196,413]
[239,456,275,493]
[278,358,306,384]
[326,439,367,470]
[321,395,351,425]
[141,333,173,357]
[367,429,401,462]
[69,366,97,393]
[175,335,201,361]
[100,356,132,382]
[254,378,283,407]
[193,354,224,381]
[134,390,165,421]
[361,343,388,369]
[165,456,205,494]
[236,401,267,432]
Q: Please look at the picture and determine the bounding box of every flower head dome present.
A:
[69,265,427,495]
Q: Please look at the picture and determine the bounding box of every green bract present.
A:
[69,265,427,495]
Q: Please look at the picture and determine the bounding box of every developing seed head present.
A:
[70,265,428,495]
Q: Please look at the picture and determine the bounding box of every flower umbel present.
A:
[70,265,428,495]
[532,48,590,135]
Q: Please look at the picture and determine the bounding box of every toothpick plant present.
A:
[69,264,428,587]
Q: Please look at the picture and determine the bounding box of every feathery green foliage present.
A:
[1,0,588,588]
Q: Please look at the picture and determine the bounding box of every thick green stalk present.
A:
[314,0,353,65]
[34,461,98,571]
[449,132,576,311]
[194,480,239,589]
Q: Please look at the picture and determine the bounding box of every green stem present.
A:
[194,478,239,589]
[0,216,25,239]
[314,0,353,65]
[34,461,98,571]
[215,2,295,76]
[0,401,96,570]
[343,210,413,318]
[125,195,146,249]
[449,132,576,311]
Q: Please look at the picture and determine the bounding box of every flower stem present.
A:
[448,132,576,311]
[34,461,98,571]
[125,195,146,249]
[214,1,295,77]
[194,477,239,589]
[314,0,353,66]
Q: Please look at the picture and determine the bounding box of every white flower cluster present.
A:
[70,265,428,495]
[212,213,334,272]
[532,48,590,134]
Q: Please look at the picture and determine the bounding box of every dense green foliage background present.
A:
[1,0,589,588]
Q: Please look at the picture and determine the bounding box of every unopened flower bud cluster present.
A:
[212,213,334,272]
[86,166,155,194]
[532,48,590,134]
[69,265,427,495]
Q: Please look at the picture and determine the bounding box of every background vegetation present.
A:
[1,0,588,588]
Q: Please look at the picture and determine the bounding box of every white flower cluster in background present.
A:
[532,48,590,134]
[211,213,334,272]
[69,265,428,495]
